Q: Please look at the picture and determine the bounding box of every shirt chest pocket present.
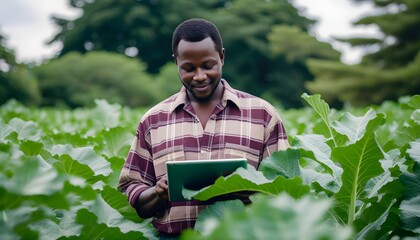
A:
[223,142,262,168]
[152,145,186,176]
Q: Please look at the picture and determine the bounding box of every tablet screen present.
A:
[166,158,247,202]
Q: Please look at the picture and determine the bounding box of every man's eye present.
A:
[183,67,194,72]
[204,64,214,69]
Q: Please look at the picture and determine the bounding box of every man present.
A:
[119,18,289,237]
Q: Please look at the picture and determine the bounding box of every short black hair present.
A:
[172,18,223,57]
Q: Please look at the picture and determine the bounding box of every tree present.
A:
[33,51,157,108]
[50,0,228,74]
[208,0,331,108]
[49,0,340,108]
[0,33,41,106]
[306,0,420,106]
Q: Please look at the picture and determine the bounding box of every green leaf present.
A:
[7,118,42,141]
[77,195,157,239]
[75,208,155,240]
[50,144,111,176]
[1,158,66,196]
[0,119,13,142]
[92,99,122,129]
[400,160,420,200]
[411,109,420,125]
[181,194,352,240]
[100,185,142,223]
[400,196,420,234]
[0,206,38,239]
[19,140,43,156]
[194,200,245,235]
[183,167,310,201]
[363,150,405,201]
[96,127,133,159]
[407,141,420,164]
[395,125,420,148]
[331,109,384,144]
[300,168,339,193]
[29,208,82,239]
[408,95,420,109]
[332,133,384,225]
[258,148,300,179]
[355,200,397,240]
[104,156,126,186]
[53,154,96,182]
[301,93,338,146]
[295,134,343,186]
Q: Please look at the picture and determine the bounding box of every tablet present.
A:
[166,158,247,202]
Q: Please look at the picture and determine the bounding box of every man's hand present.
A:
[136,175,168,218]
[155,175,169,200]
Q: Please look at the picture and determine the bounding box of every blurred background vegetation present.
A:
[1,0,419,109]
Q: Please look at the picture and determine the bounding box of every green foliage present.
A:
[0,32,41,106]
[307,0,420,106]
[184,94,419,239]
[208,0,327,108]
[268,25,340,64]
[153,62,180,100]
[1,94,419,239]
[33,51,158,108]
[181,195,352,240]
[182,166,310,201]
[48,0,338,108]
[0,99,156,239]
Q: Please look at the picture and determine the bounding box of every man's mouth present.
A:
[194,84,210,92]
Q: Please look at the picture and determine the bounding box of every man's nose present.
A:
[193,68,207,81]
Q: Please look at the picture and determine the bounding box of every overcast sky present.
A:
[0,0,381,65]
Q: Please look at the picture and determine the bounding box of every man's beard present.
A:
[184,78,221,103]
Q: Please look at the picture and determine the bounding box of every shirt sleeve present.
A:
[262,110,290,160]
[118,125,156,208]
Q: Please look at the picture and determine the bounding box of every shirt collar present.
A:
[169,79,240,113]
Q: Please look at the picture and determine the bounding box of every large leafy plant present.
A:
[0,94,419,239]
[181,94,420,239]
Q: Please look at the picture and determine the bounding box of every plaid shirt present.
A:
[118,79,289,234]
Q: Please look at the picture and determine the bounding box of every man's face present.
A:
[175,37,224,103]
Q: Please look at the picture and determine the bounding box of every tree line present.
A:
[1,0,419,108]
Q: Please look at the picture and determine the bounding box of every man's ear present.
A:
[220,48,225,65]
[172,54,177,64]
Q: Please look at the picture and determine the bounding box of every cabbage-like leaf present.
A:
[411,109,420,125]
[332,133,384,225]
[331,109,380,144]
[194,200,245,235]
[183,167,310,201]
[355,200,397,239]
[76,195,157,239]
[100,185,142,223]
[29,208,82,239]
[301,93,334,140]
[7,118,42,141]
[407,141,420,164]
[50,144,111,176]
[295,134,342,186]
[400,196,420,234]
[92,99,122,129]
[1,158,65,196]
[19,140,43,156]
[53,154,96,182]
[258,148,300,179]
[95,127,133,159]
[181,194,352,240]
[408,95,420,109]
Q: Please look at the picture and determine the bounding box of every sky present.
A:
[0,0,381,65]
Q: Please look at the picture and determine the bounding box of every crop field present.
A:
[0,94,419,239]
